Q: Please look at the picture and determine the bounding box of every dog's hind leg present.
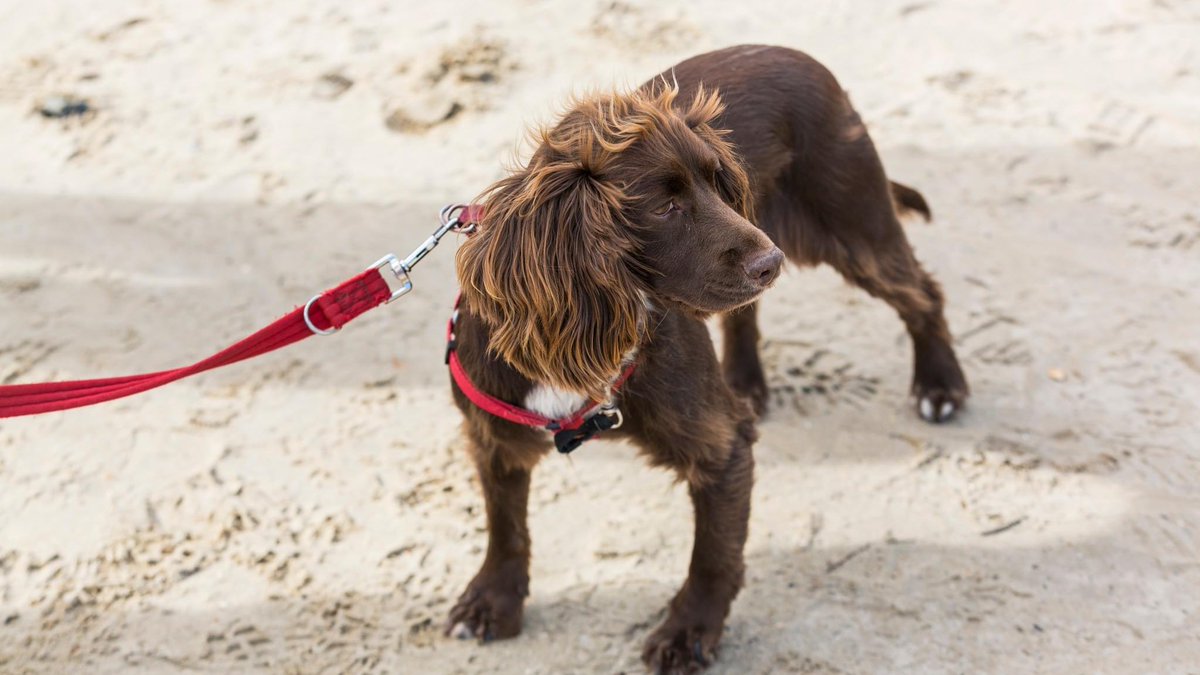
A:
[815,202,969,422]
[720,301,769,415]
[446,433,542,642]
[767,103,968,422]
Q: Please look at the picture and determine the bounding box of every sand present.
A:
[1,0,1198,672]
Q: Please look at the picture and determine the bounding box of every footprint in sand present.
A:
[384,35,518,134]
[761,342,881,415]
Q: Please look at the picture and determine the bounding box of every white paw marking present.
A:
[919,397,935,421]
[450,621,475,640]
[939,401,955,420]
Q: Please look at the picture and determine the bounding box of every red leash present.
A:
[0,205,480,419]
[3,201,629,453]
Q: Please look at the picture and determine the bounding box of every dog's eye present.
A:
[654,200,678,217]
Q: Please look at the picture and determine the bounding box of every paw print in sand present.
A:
[762,343,880,415]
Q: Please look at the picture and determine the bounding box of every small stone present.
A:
[1047,368,1067,382]
[37,94,91,118]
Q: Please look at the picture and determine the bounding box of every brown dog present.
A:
[445,44,968,673]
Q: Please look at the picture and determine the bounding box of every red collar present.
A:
[445,294,635,453]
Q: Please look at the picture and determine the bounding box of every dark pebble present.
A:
[38,95,91,118]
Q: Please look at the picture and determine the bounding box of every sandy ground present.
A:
[2,0,1199,673]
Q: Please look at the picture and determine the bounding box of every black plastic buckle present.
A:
[552,412,618,454]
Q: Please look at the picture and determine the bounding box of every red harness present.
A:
[445,294,635,453]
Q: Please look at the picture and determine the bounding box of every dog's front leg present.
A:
[642,422,756,673]
[720,301,769,415]
[446,438,539,642]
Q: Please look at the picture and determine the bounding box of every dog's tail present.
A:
[890,181,932,222]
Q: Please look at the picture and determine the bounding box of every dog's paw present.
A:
[641,617,722,674]
[444,572,527,643]
[912,342,968,423]
[915,387,965,423]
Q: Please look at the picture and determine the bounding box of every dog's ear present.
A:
[684,87,755,222]
[457,157,644,400]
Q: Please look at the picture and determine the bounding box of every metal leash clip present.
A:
[374,203,475,302]
[304,203,475,335]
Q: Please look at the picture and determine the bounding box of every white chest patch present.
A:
[523,384,589,419]
[524,348,639,421]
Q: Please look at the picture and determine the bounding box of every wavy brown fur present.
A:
[445,45,970,674]
[456,83,752,399]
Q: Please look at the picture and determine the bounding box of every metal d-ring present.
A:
[441,203,477,235]
[600,405,624,430]
[303,294,339,336]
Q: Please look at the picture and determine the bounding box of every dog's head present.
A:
[457,83,782,398]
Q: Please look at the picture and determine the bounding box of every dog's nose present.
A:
[743,248,784,287]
